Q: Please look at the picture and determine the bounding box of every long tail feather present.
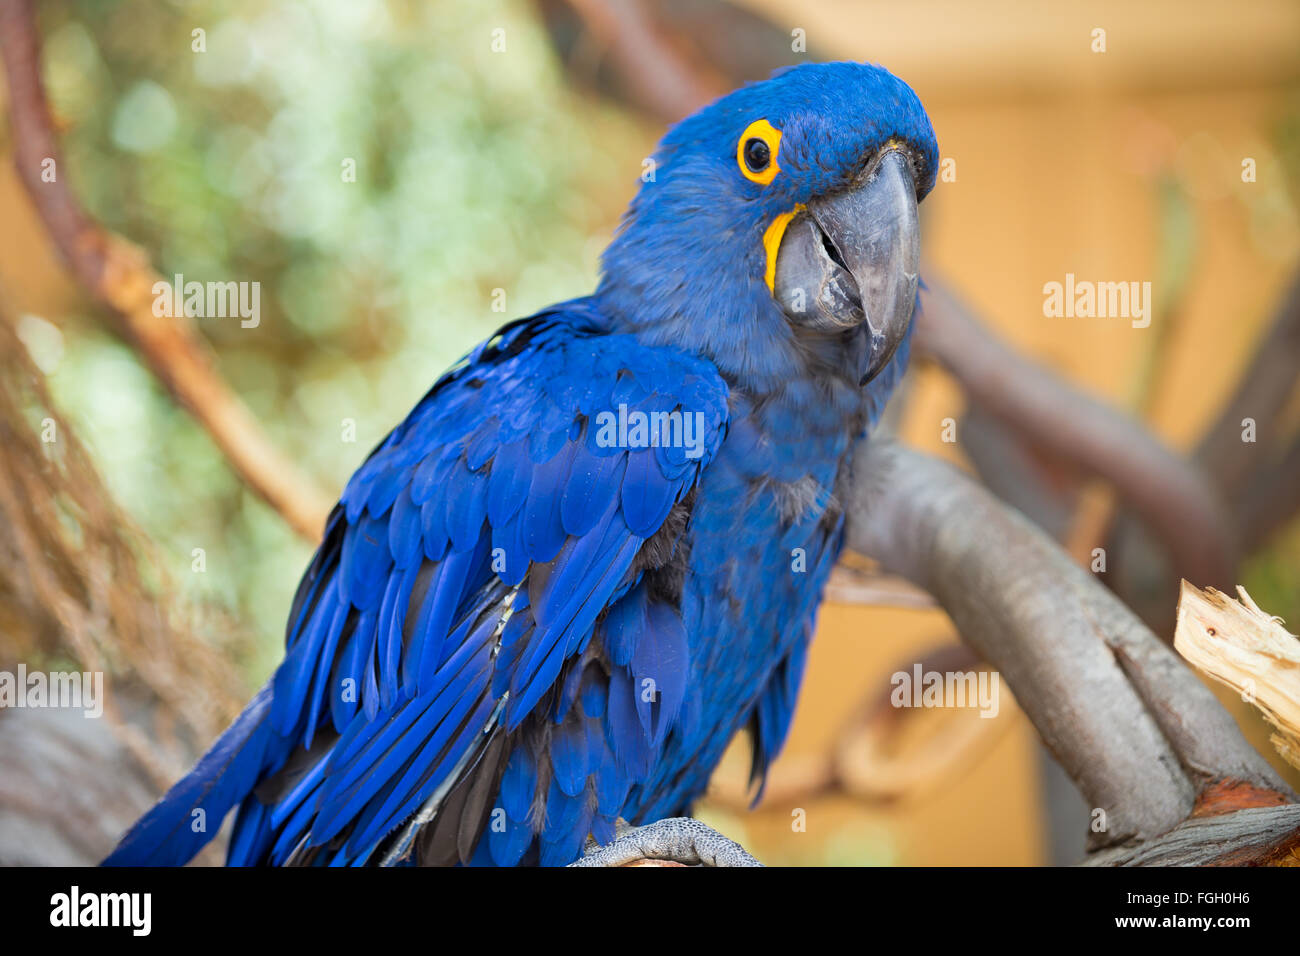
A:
[103,682,278,867]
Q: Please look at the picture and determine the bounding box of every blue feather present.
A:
[445,462,488,553]
[550,718,590,796]
[620,449,678,537]
[272,577,341,734]
[522,440,576,563]
[489,814,535,866]
[498,746,537,821]
[387,486,423,569]
[632,602,689,745]
[600,584,647,667]
[604,666,654,779]
[408,548,477,693]
[486,439,531,526]
[226,798,272,867]
[560,447,626,537]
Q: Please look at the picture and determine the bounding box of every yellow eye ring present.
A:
[737,119,781,185]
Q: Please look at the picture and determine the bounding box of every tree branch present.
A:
[1081,804,1300,866]
[916,278,1237,592]
[0,0,331,542]
[844,440,1293,852]
[557,0,724,124]
[1175,582,1300,772]
[1230,433,1300,555]
[1100,268,1300,625]
[1193,269,1300,503]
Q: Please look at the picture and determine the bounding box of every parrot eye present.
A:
[737,118,781,185]
[743,138,770,172]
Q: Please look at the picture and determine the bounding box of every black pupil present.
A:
[744,138,770,172]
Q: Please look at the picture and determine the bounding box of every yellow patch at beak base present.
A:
[763,204,805,293]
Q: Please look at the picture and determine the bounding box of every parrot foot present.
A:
[569,817,763,867]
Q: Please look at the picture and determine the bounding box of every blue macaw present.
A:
[105,60,937,867]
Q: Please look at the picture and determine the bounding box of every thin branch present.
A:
[957,404,1080,542]
[1232,434,1300,554]
[1194,268,1300,501]
[558,0,724,124]
[1100,269,1300,627]
[0,0,331,542]
[823,564,937,609]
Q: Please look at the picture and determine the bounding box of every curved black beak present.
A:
[772,148,920,384]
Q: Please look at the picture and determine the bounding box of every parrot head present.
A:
[597,61,938,392]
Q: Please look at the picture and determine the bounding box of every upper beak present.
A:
[772,148,920,384]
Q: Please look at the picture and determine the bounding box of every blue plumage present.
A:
[104,61,937,867]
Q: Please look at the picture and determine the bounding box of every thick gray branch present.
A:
[1082,804,1300,866]
[845,441,1291,849]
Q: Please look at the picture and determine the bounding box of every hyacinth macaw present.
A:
[105,60,937,867]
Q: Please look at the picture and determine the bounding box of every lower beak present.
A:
[772,148,921,384]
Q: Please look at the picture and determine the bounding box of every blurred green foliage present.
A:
[37,0,647,683]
